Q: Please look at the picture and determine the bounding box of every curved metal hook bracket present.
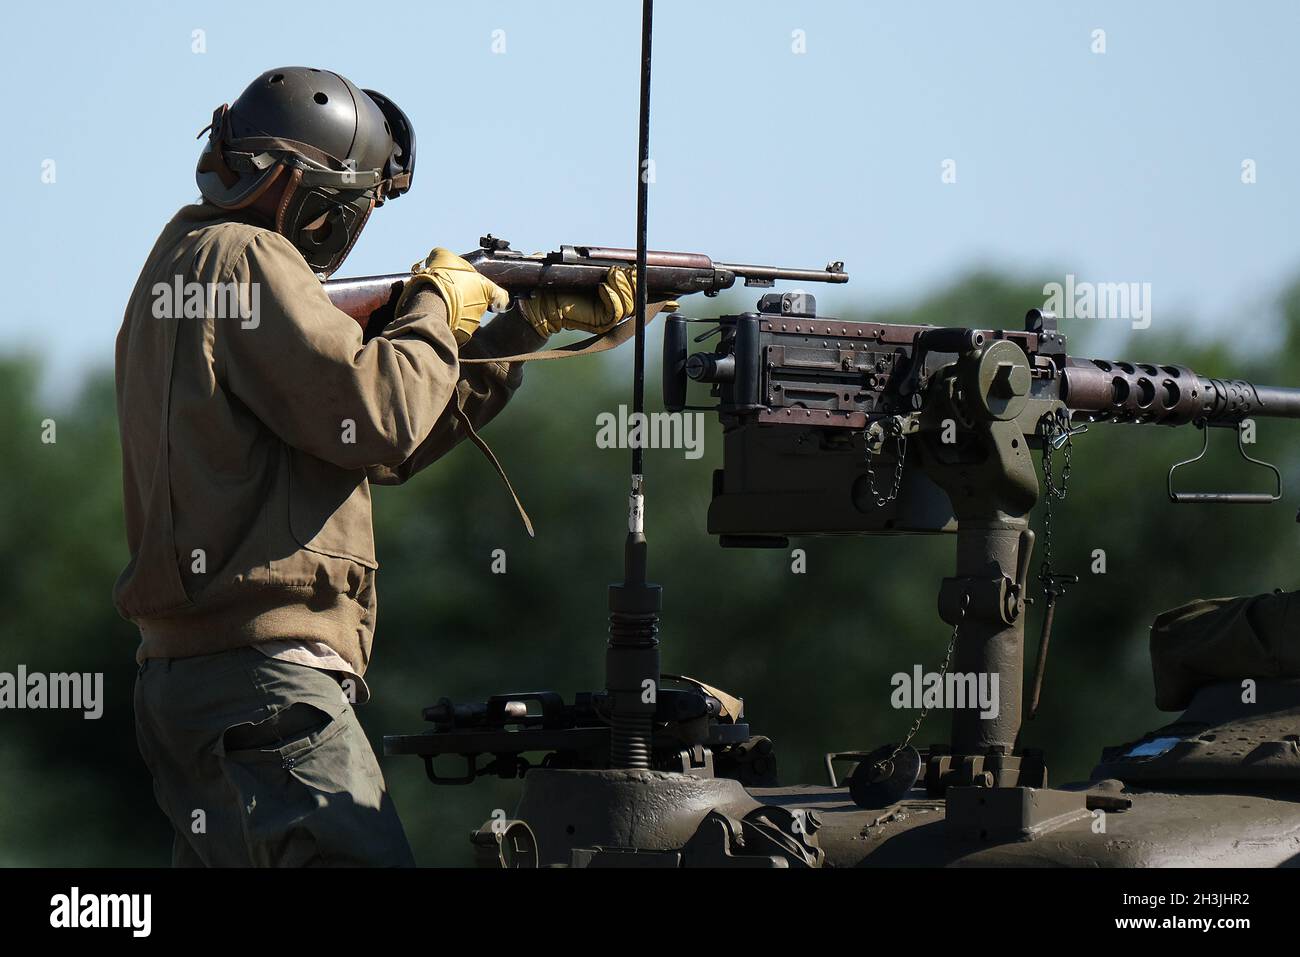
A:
[1167,419,1281,504]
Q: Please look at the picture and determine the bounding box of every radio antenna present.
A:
[606,0,661,770]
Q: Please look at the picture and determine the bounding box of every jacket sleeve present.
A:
[215,229,461,470]
[365,305,548,486]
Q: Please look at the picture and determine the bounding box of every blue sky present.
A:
[4,0,1298,388]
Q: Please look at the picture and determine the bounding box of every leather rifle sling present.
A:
[447,301,675,538]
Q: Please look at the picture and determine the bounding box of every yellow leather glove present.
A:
[398,247,510,344]
[518,265,637,337]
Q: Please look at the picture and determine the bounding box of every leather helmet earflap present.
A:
[274,169,376,276]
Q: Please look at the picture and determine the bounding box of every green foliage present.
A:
[5,271,1300,865]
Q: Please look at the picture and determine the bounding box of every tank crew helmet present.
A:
[196,66,415,276]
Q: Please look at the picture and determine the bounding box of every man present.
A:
[115,67,635,866]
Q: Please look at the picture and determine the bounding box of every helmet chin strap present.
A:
[273,167,303,235]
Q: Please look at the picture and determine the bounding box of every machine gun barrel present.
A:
[1247,385,1300,419]
[1061,358,1300,427]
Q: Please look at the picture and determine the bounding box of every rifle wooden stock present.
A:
[324,275,408,334]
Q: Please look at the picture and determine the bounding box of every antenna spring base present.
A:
[606,585,662,770]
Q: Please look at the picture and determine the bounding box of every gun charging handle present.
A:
[662,313,762,414]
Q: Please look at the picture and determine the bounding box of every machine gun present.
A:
[663,291,1300,801]
[665,292,1299,544]
[322,235,848,338]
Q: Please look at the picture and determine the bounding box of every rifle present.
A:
[664,292,1300,766]
[324,234,848,338]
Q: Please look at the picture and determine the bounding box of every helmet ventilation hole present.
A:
[314,92,328,104]
[270,73,284,83]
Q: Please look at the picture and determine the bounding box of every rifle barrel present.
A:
[715,261,850,284]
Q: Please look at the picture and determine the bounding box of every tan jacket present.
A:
[114,203,543,673]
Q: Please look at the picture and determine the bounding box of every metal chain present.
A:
[1041,408,1073,499]
[864,422,907,507]
[877,591,968,770]
[1039,409,1074,596]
